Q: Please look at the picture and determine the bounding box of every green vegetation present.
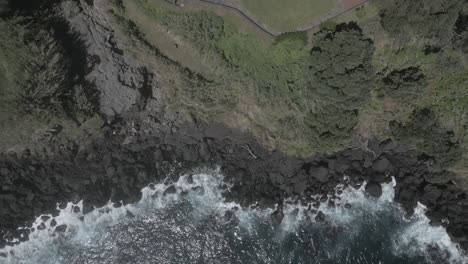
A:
[0,16,89,117]
[378,0,465,46]
[306,24,373,144]
[107,0,468,162]
[0,14,100,151]
[390,108,462,166]
[217,30,309,100]
[0,0,466,177]
[128,0,466,157]
[0,65,10,97]
[240,0,337,32]
[308,23,374,109]
[274,31,308,46]
[377,66,427,102]
[364,0,468,170]
[138,0,310,100]
[0,16,32,112]
[131,1,384,154]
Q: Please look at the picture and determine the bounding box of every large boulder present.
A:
[271,208,284,225]
[310,166,329,183]
[269,172,285,186]
[372,157,391,173]
[365,181,382,198]
[315,211,326,222]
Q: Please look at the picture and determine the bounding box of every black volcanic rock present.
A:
[373,157,391,173]
[315,211,326,222]
[365,181,383,198]
[222,210,239,225]
[271,207,284,225]
[310,166,329,182]
[55,225,67,233]
[163,185,177,195]
[269,172,285,186]
[0,120,467,251]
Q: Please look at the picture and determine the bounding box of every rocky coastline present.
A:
[0,0,467,256]
[1,119,468,252]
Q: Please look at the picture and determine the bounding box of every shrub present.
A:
[0,15,95,119]
[378,0,465,45]
[16,30,68,112]
[307,22,375,110]
[301,22,375,148]
[274,31,308,47]
[390,108,462,165]
[377,66,427,101]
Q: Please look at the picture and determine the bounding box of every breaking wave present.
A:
[1,168,466,264]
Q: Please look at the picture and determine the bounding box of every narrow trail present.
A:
[164,0,372,37]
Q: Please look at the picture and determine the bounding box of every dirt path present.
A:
[198,0,278,36]
[181,0,371,36]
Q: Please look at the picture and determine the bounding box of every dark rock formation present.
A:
[163,185,177,195]
[310,166,329,183]
[60,0,155,116]
[315,211,326,222]
[0,120,467,251]
[365,181,383,198]
[271,206,284,225]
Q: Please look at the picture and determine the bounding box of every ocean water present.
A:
[1,168,466,264]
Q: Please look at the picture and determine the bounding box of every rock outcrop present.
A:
[60,0,153,117]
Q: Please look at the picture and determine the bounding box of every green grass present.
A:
[138,0,311,102]
[241,0,338,32]
[217,31,310,100]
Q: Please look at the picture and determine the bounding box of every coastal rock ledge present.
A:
[0,122,467,252]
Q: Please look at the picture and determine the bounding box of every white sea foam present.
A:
[393,202,466,262]
[0,168,466,264]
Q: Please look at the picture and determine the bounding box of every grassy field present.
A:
[241,0,338,32]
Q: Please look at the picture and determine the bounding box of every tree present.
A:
[303,22,375,146]
[390,108,461,166]
[307,22,375,110]
[377,66,427,101]
[378,0,466,46]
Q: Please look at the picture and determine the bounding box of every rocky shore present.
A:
[0,0,467,256]
[1,118,468,252]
